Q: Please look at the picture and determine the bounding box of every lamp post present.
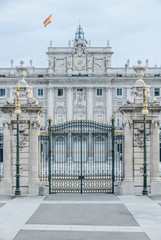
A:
[142,83,148,195]
[15,84,21,196]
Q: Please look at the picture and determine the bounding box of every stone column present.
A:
[29,117,41,194]
[117,120,135,194]
[151,120,161,193]
[106,88,112,123]
[47,87,54,121]
[67,88,73,121]
[0,120,12,193]
[87,88,93,120]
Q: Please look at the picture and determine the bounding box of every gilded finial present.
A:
[143,83,146,89]
[92,116,94,121]
[88,116,89,121]
[17,84,20,90]
[55,120,56,125]
[59,119,61,124]
[73,115,75,120]
[102,119,104,124]
[83,115,85,120]
[78,116,79,120]
[64,118,66,123]
[48,115,52,121]
[106,120,108,125]
[68,117,70,122]
[111,115,114,120]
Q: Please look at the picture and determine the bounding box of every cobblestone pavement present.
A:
[0,194,161,240]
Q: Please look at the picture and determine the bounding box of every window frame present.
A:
[154,88,160,97]
[117,88,123,97]
[97,88,103,97]
[0,89,5,98]
[37,88,44,98]
[57,89,64,97]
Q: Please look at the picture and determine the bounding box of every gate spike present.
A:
[64,118,66,123]
[59,119,61,124]
[55,120,56,125]
[92,116,94,121]
[68,117,70,122]
[102,119,104,124]
[83,115,85,120]
[88,116,89,121]
[73,115,75,120]
[106,120,108,125]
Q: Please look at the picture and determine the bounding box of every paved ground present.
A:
[0,194,161,240]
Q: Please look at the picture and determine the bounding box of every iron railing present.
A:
[0,133,3,180]
[38,120,124,193]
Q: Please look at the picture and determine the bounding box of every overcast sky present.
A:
[0,0,161,68]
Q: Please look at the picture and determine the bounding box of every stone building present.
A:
[0,24,161,194]
[0,24,161,130]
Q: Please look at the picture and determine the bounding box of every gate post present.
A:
[111,116,115,193]
[80,120,83,194]
[48,116,52,194]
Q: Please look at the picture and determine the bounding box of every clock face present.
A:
[75,57,85,68]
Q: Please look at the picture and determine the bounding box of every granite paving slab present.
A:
[45,194,120,201]
[14,230,150,240]
[27,203,138,226]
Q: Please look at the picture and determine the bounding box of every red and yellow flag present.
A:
[44,15,52,27]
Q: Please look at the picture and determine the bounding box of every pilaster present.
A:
[67,88,73,121]
[106,88,112,123]
[47,87,54,120]
[87,88,93,120]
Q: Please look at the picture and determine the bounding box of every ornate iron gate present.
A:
[47,119,115,194]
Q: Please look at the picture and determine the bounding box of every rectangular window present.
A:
[97,88,102,96]
[38,89,43,97]
[57,114,64,123]
[0,89,5,97]
[58,89,63,97]
[154,88,160,96]
[117,88,122,96]
[96,114,103,123]
[77,88,83,92]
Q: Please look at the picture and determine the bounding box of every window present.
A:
[57,114,64,123]
[0,89,5,97]
[96,114,103,123]
[58,89,63,97]
[38,75,43,78]
[117,88,122,96]
[154,88,160,97]
[38,89,43,97]
[97,88,102,96]
[116,114,122,128]
[77,88,83,92]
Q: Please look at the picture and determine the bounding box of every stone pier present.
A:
[0,61,42,194]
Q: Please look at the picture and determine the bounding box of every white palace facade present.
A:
[0,24,161,130]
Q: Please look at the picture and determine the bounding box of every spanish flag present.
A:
[44,15,52,27]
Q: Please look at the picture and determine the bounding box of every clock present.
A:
[75,57,85,68]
